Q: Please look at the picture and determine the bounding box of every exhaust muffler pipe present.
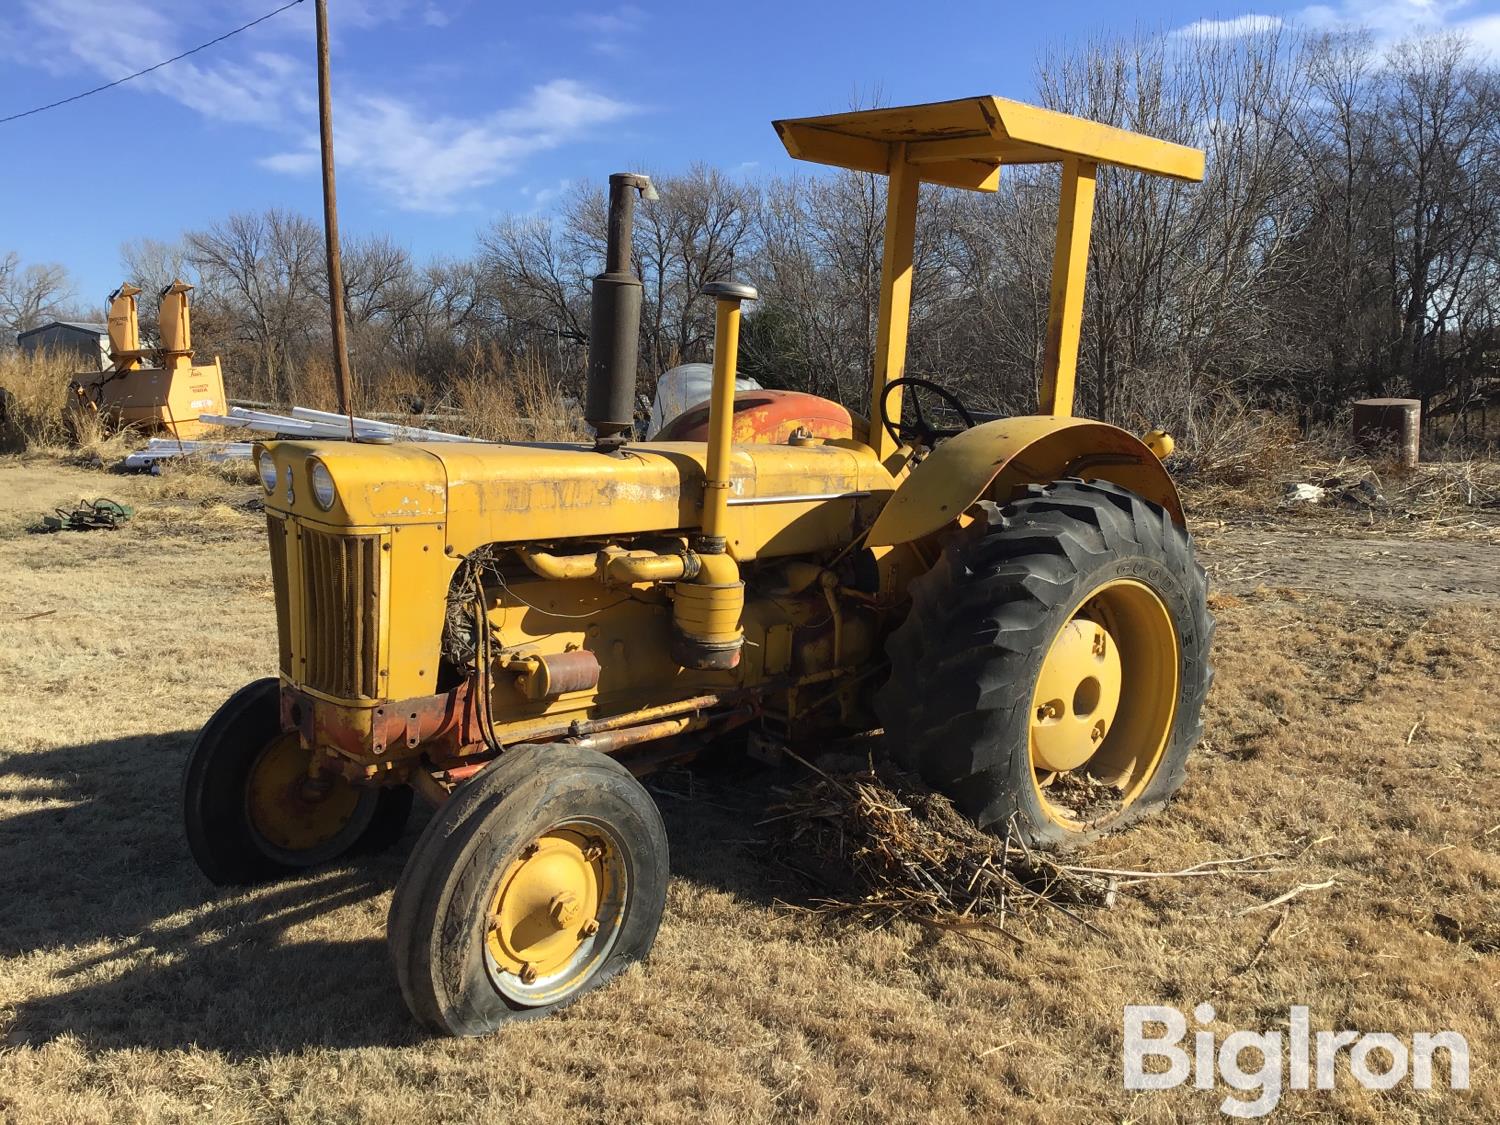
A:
[586,172,657,453]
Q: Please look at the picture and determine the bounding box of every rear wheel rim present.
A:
[483,817,629,1007]
[1028,579,1180,830]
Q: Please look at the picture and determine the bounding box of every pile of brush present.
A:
[766,756,1119,940]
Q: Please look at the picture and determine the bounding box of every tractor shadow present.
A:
[645,750,812,908]
[0,730,421,1053]
[0,731,817,1055]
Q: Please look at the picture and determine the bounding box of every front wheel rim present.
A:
[483,817,629,1007]
[1028,578,1180,830]
[244,733,373,863]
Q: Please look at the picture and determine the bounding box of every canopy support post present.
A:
[1040,158,1097,417]
[871,144,920,463]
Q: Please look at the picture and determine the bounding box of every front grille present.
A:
[299,527,382,699]
[266,514,293,675]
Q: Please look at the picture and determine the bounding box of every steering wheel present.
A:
[879,377,977,449]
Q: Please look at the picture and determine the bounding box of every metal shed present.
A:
[15,320,110,369]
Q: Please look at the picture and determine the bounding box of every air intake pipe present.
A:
[670,281,757,671]
[585,172,657,453]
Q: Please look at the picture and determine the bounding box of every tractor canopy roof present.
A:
[773,95,1204,192]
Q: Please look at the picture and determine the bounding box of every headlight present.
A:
[257,451,277,493]
[309,459,336,510]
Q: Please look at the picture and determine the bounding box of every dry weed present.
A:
[766,758,1297,944]
[281,345,589,443]
[1163,386,1499,540]
[0,349,86,451]
[1173,393,1306,487]
[769,760,1117,931]
[363,346,584,442]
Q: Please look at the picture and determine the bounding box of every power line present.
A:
[0,0,307,126]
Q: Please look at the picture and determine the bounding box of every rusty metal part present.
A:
[568,692,727,737]
[569,715,702,753]
[281,681,481,767]
[437,760,491,783]
[473,689,743,756]
[599,705,753,753]
[615,707,755,774]
[369,688,478,756]
[1352,397,1421,468]
[282,680,749,777]
[655,389,856,445]
[505,649,602,701]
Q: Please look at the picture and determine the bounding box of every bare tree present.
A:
[1381,34,1500,413]
[1,251,75,341]
[40,23,1491,448]
[185,211,323,400]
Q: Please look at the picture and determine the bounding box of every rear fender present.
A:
[865,416,1182,548]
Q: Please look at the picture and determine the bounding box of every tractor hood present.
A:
[258,438,893,562]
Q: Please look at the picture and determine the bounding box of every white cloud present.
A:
[531,178,573,208]
[9,0,302,127]
[1173,2,1500,52]
[571,5,647,36]
[1172,14,1285,38]
[7,1,637,212]
[1465,13,1500,54]
[1304,0,1500,53]
[337,0,424,30]
[1299,0,1445,37]
[258,150,319,175]
[570,4,646,55]
[265,80,636,212]
[422,5,451,28]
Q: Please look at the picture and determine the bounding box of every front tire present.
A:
[388,744,669,1036]
[183,678,413,885]
[878,480,1213,849]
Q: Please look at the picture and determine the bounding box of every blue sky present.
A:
[2,0,1498,303]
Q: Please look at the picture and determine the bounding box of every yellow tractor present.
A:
[184,96,1213,1035]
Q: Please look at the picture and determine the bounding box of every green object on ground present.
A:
[33,498,135,533]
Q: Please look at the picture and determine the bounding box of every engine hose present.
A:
[472,593,506,757]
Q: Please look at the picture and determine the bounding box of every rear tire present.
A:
[388,744,669,1036]
[183,678,412,885]
[877,479,1213,849]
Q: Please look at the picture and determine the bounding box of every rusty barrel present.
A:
[1352,398,1420,468]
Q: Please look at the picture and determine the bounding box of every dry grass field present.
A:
[0,452,1496,1123]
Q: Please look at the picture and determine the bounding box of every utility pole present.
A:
[315,0,355,430]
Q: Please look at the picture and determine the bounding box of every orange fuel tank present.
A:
[654,389,858,445]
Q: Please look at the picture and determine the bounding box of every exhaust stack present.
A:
[586,172,656,453]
